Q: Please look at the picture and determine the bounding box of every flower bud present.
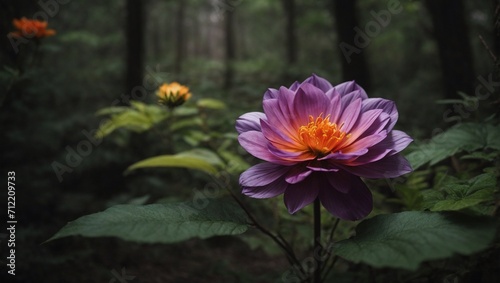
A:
[156,82,192,108]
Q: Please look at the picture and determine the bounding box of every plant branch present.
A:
[321,218,340,281]
[321,255,338,282]
[226,188,302,269]
[327,218,340,245]
[479,34,497,63]
[313,198,321,283]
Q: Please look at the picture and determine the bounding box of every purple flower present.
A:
[236,74,413,220]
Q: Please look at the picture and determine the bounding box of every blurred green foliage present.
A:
[1,0,500,282]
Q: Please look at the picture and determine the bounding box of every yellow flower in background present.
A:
[156,82,192,108]
[9,17,56,39]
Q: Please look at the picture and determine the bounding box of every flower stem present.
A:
[314,198,321,283]
[226,188,303,269]
[321,218,340,281]
[321,255,338,282]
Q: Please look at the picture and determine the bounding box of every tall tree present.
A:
[493,0,500,64]
[224,10,235,90]
[329,0,371,90]
[282,0,297,65]
[173,0,186,77]
[281,0,298,81]
[125,0,145,101]
[425,0,475,99]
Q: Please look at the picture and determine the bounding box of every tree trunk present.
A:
[173,0,186,77]
[425,0,475,99]
[126,0,145,102]
[224,11,235,90]
[493,0,500,64]
[330,0,371,90]
[281,0,298,81]
[152,17,161,60]
[282,0,297,65]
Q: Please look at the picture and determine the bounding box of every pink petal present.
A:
[263,89,299,138]
[339,154,412,179]
[362,98,398,131]
[289,81,300,91]
[348,148,392,166]
[240,162,290,187]
[348,130,413,166]
[293,83,330,126]
[341,90,365,106]
[306,160,340,172]
[236,112,266,134]
[357,112,390,139]
[238,131,292,165]
[260,116,301,150]
[325,89,342,122]
[333,81,368,99]
[338,98,362,133]
[320,173,373,220]
[242,177,289,199]
[302,74,334,92]
[284,176,320,214]
[267,142,314,163]
[385,130,413,154]
[278,86,302,129]
[347,109,383,141]
[263,88,279,100]
[342,131,387,153]
[285,165,312,184]
[320,149,368,161]
[326,171,350,193]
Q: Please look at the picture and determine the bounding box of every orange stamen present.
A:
[298,114,350,156]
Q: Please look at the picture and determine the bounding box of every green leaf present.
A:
[429,174,497,211]
[218,150,251,174]
[95,106,128,116]
[170,117,203,131]
[97,111,152,137]
[126,153,219,175]
[172,106,199,116]
[460,151,499,161]
[196,98,226,109]
[130,100,146,112]
[47,199,249,244]
[407,123,500,170]
[420,189,445,211]
[177,148,225,167]
[394,187,423,210]
[388,170,433,210]
[95,102,169,138]
[182,130,211,146]
[334,211,496,270]
[240,234,282,256]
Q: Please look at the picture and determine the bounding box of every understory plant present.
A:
[48,75,499,283]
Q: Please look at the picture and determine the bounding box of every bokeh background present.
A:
[0,0,499,282]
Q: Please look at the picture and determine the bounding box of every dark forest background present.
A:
[0,0,499,282]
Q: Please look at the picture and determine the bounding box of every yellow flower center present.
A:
[298,114,350,156]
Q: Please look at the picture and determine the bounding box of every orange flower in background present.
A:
[8,17,56,39]
[156,82,192,108]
